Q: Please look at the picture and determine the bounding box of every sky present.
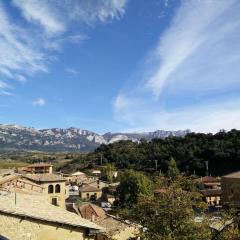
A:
[0,0,240,134]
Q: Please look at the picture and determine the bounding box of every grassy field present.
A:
[0,151,87,172]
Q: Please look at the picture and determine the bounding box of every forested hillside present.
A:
[91,129,240,176]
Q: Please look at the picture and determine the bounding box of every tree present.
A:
[167,157,180,180]
[116,170,153,207]
[102,163,116,183]
[122,177,211,240]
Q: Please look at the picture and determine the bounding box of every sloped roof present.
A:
[200,189,222,196]
[24,174,66,182]
[0,191,103,231]
[0,175,20,185]
[71,171,86,176]
[198,176,219,183]
[222,171,240,179]
[79,185,102,193]
[78,203,134,237]
[79,204,106,219]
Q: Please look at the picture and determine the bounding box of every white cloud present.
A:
[147,0,237,97]
[12,0,65,34]
[0,80,9,89]
[114,0,240,133]
[33,98,46,107]
[0,0,128,95]
[66,68,78,75]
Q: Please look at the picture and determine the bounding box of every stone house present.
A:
[79,185,102,201]
[0,191,103,240]
[82,179,109,190]
[197,176,221,190]
[23,173,68,209]
[78,203,140,240]
[18,163,53,174]
[199,189,221,206]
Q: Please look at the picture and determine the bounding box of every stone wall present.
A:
[0,212,95,240]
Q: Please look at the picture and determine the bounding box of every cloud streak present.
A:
[114,0,240,133]
[0,0,128,96]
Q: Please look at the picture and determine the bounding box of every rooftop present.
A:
[222,171,240,179]
[0,191,103,231]
[24,173,66,182]
[79,185,102,193]
[0,175,20,185]
[197,176,219,183]
[200,189,222,196]
[71,171,86,176]
[79,203,133,237]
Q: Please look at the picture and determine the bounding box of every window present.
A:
[52,197,57,206]
[48,185,54,194]
[55,184,61,193]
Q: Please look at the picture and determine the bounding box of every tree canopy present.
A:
[93,129,240,176]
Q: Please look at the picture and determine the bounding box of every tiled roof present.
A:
[198,176,219,183]
[79,185,102,193]
[200,189,222,196]
[79,204,106,219]
[71,171,86,176]
[24,174,66,182]
[0,191,103,231]
[78,203,133,237]
[222,171,240,178]
[0,175,20,185]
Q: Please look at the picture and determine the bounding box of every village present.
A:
[0,161,240,240]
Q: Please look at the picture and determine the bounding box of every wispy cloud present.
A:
[12,0,65,34]
[66,68,78,75]
[114,0,240,133]
[0,0,129,95]
[32,98,46,107]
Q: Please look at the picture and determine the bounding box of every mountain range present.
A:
[0,124,191,152]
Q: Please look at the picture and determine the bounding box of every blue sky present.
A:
[0,0,240,134]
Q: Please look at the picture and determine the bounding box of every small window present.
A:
[48,185,54,194]
[55,184,61,193]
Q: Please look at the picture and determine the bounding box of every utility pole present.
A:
[204,161,209,176]
[155,160,158,171]
[100,154,103,166]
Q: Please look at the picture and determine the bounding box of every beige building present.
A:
[79,185,102,201]
[0,191,103,240]
[79,203,139,240]
[23,174,68,208]
[200,189,221,206]
[221,171,240,207]
[18,163,53,174]
[82,179,109,190]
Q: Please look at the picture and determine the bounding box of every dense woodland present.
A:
[1,129,240,176]
[91,129,240,176]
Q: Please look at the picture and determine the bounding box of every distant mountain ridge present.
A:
[0,124,191,152]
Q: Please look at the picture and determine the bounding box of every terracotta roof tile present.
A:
[24,174,66,182]
[0,191,103,231]
[79,185,102,193]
